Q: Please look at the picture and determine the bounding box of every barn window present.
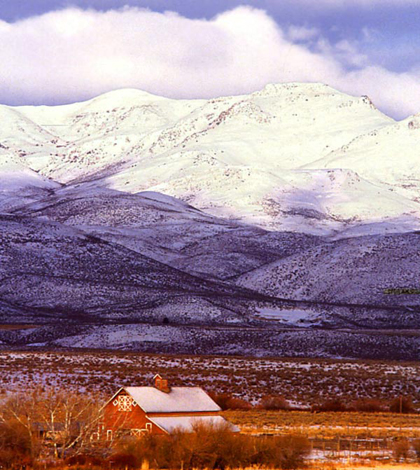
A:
[107,430,113,441]
[146,423,152,432]
[113,394,137,412]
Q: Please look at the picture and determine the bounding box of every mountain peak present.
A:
[80,88,168,110]
[254,82,337,98]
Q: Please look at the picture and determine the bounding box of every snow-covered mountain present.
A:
[1,83,420,359]
[4,82,418,233]
[308,113,420,203]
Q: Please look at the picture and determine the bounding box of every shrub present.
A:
[413,438,420,461]
[116,433,173,469]
[208,392,252,410]
[0,448,33,468]
[226,397,252,410]
[251,434,311,469]
[352,398,386,412]
[112,422,310,469]
[392,438,411,462]
[258,395,290,410]
[65,454,105,466]
[0,421,33,465]
[389,396,415,414]
[108,451,139,469]
[314,399,347,412]
[169,420,243,469]
[275,434,311,470]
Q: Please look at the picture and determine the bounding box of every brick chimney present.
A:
[153,374,171,393]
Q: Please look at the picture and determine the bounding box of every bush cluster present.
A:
[208,392,252,410]
[210,391,416,414]
[312,396,415,413]
[111,421,310,470]
[209,392,291,411]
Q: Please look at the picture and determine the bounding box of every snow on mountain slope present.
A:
[100,84,397,229]
[309,114,420,203]
[7,83,409,232]
[0,105,56,145]
[237,231,420,309]
[278,169,420,225]
[18,89,200,140]
[0,151,59,212]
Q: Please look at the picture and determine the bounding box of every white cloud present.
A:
[287,25,320,42]
[0,6,419,119]
[315,38,369,68]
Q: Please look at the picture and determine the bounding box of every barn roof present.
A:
[124,386,221,413]
[149,415,238,434]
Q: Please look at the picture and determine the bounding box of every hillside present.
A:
[1,83,420,359]
[0,212,278,327]
[237,232,420,309]
[7,82,418,233]
[308,114,420,203]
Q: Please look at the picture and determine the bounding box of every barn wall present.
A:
[103,391,166,435]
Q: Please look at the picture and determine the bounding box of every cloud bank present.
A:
[0,6,419,119]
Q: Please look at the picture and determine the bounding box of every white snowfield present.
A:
[2,82,420,234]
[124,386,221,413]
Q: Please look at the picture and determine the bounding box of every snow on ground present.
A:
[256,308,322,326]
[54,325,182,349]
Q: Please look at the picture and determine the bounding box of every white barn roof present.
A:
[149,416,238,434]
[124,386,221,413]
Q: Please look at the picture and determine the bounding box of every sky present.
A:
[0,0,420,118]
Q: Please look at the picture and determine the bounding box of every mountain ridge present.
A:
[1,82,420,358]
[3,81,415,234]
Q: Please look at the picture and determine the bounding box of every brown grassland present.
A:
[224,410,420,438]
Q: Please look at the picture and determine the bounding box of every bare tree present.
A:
[0,388,104,461]
[0,390,42,460]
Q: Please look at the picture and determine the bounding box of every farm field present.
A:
[226,411,420,466]
[0,350,418,407]
[224,411,420,467]
[225,410,420,438]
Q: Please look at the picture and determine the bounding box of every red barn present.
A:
[102,374,235,439]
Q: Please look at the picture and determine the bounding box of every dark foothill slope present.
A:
[0,213,275,325]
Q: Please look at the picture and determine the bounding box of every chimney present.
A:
[153,374,171,393]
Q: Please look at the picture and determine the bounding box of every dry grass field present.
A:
[224,411,420,466]
[224,410,420,439]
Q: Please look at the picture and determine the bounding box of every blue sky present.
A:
[0,0,419,118]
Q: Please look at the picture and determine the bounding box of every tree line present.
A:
[209,392,416,413]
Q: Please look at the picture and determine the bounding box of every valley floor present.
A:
[0,350,417,468]
[0,350,417,406]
